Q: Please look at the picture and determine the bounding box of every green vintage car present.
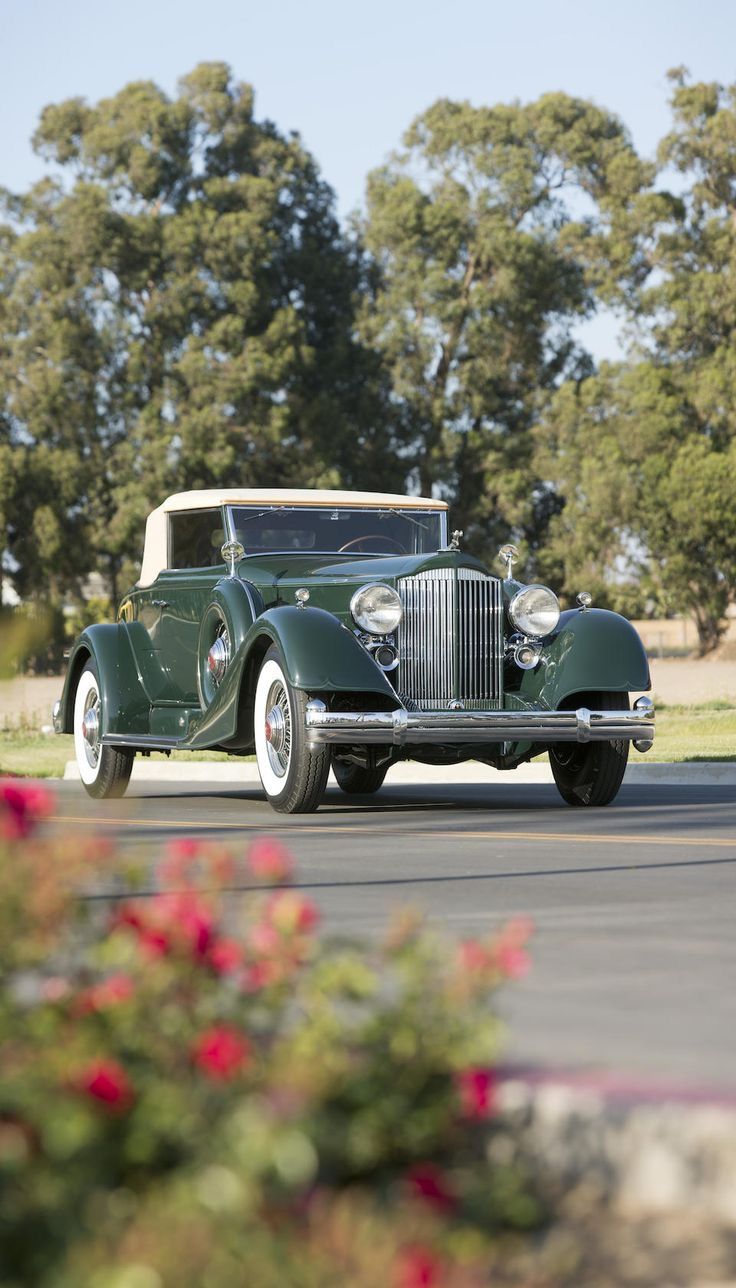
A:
[53,488,654,813]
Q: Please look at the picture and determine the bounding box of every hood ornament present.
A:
[448,529,463,551]
[498,543,519,580]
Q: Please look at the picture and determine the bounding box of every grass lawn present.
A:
[1,703,734,777]
[639,702,736,762]
[0,733,254,779]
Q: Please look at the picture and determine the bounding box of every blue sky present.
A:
[3,0,735,355]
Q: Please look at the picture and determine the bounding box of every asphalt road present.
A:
[45,778,736,1090]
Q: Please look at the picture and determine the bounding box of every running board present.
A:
[102,734,181,752]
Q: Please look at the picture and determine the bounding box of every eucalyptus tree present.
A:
[538,72,736,652]
[357,93,649,565]
[0,63,387,603]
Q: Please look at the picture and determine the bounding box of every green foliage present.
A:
[0,795,537,1286]
[357,94,648,567]
[0,64,391,604]
[3,65,736,650]
[537,74,736,652]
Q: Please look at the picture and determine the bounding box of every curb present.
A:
[62,759,736,786]
[497,1066,736,1225]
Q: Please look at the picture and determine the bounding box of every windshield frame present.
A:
[224,504,448,557]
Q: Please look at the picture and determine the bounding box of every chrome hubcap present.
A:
[265,703,286,753]
[81,693,101,768]
[264,681,291,778]
[207,625,230,686]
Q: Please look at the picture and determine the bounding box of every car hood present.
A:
[237,549,497,615]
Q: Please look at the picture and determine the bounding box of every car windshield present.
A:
[228,506,446,556]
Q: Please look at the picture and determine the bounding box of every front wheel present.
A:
[333,755,389,795]
[74,662,134,799]
[254,647,330,813]
[549,691,630,807]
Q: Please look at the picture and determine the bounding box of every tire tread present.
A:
[549,691,629,807]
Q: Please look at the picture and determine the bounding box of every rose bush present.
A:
[0,780,538,1287]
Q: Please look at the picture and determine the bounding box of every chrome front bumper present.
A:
[305,696,655,751]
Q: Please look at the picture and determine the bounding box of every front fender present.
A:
[184,605,397,751]
[246,605,398,697]
[56,624,150,736]
[518,608,651,710]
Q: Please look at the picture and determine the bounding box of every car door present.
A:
[149,508,227,705]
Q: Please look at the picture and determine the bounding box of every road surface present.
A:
[44,778,736,1089]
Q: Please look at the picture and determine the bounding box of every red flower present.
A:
[395,1245,442,1288]
[75,973,134,1015]
[193,1025,250,1081]
[455,1067,497,1120]
[77,1059,134,1111]
[209,937,243,974]
[0,780,54,840]
[113,890,215,962]
[241,959,283,992]
[406,1163,456,1211]
[265,890,319,936]
[248,837,294,884]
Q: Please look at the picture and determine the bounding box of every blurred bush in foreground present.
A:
[0,783,537,1287]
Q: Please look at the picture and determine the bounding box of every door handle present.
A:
[152,599,169,608]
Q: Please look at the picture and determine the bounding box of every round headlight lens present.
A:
[350,584,403,636]
[508,585,560,639]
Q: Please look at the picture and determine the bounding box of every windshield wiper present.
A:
[232,506,290,525]
[373,508,431,532]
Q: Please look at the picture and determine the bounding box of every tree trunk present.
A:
[692,606,726,656]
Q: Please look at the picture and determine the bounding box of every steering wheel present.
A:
[337,535,407,554]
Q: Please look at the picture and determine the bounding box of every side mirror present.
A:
[221,540,245,578]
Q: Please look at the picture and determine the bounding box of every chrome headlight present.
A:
[350,584,403,636]
[508,585,560,639]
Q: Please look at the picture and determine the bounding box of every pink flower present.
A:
[0,780,54,840]
[248,837,294,884]
[395,1245,442,1288]
[265,891,319,936]
[77,1059,134,1111]
[241,959,282,992]
[159,837,202,882]
[74,973,134,1015]
[193,1025,250,1081]
[494,916,534,978]
[42,976,70,1003]
[406,1163,456,1211]
[248,921,282,956]
[455,1067,497,1120]
[456,938,490,974]
[495,943,531,978]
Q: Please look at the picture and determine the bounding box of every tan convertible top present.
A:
[139,488,447,587]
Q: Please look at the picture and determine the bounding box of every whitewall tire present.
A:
[73,662,134,799]
[254,647,329,813]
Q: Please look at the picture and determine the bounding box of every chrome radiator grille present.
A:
[396,568,503,710]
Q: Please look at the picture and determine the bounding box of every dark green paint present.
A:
[59,537,650,762]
